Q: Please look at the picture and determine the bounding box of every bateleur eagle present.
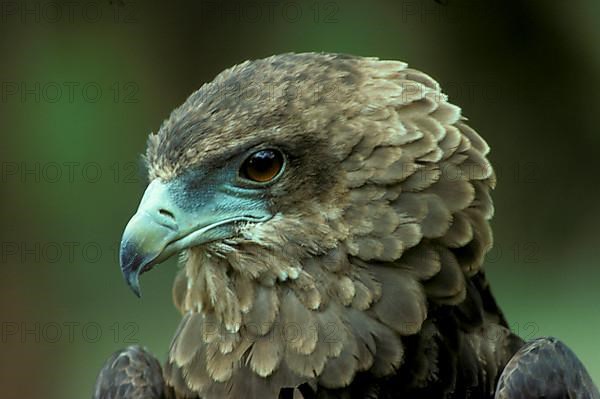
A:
[94,53,599,399]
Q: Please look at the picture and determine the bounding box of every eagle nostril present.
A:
[158,209,175,220]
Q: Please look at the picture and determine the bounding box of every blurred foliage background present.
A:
[1,0,599,397]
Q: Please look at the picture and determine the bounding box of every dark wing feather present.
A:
[93,346,168,399]
[495,337,600,399]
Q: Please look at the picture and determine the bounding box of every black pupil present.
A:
[248,150,277,173]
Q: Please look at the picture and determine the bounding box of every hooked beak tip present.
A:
[119,242,147,298]
[126,272,142,298]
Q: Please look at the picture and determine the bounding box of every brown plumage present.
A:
[94,346,168,399]
[94,53,599,399]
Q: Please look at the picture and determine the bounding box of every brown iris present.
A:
[240,149,284,183]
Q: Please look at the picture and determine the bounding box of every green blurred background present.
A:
[1,0,599,397]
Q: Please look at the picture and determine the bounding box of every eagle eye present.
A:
[240,149,284,183]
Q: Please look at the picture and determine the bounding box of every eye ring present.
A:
[239,148,285,183]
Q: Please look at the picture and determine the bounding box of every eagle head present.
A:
[119,53,496,397]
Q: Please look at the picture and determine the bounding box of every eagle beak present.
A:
[119,179,270,297]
